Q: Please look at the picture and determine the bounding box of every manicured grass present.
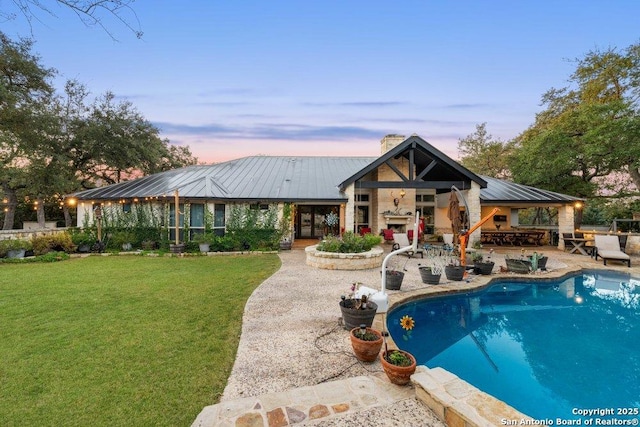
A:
[0,254,280,426]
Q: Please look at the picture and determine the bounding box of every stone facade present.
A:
[305,245,384,270]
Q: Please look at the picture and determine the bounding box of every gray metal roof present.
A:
[72,156,582,206]
[480,176,583,204]
[72,156,376,202]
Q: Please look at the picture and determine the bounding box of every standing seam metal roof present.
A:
[72,156,377,201]
[71,156,582,205]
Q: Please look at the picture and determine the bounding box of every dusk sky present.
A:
[4,1,640,163]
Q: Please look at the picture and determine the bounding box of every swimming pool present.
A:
[387,271,640,420]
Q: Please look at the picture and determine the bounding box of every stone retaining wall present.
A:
[305,245,383,270]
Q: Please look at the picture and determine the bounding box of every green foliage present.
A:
[0,255,281,426]
[510,42,640,198]
[210,235,236,252]
[226,204,281,250]
[0,251,69,263]
[0,238,33,256]
[31,233,75,255]
[68,228,97,247]
[352,328,379,341]
[457,122,515,179]
[316,231,382,253]
[387,350,412,367]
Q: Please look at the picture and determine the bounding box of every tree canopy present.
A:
[509,42,640,199]
[0,31,197,229]
[457,122,514,179]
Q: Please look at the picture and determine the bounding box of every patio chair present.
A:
[381,229,394,242]
[392,233,424,258]
[359,227,372,236]
[594,235,630,267]
[618,234,628,253]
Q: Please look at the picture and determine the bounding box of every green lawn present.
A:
[0,254,281,427]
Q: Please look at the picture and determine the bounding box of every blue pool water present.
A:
[387,271,640,420]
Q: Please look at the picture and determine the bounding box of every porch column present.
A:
[557,205,575,250]
[468,182,482,243]
[343,183,355,234]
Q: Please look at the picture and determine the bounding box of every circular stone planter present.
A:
[305,245,383,270]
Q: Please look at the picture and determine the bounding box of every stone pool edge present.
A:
[373,265,586,426]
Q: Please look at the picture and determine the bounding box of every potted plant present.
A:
[193,232,214,253]
[380,349,417,385]
[0,238,33,259]
[444,258,465,281]
[111,230,135,251]
[340,282,378,330]
[383,257,407,290]
[350,325,383,362]
[505,253,532,274]
[70,229,96,253]
[418,265,440,284]
[472,249,495,275]
[528,251,548,271]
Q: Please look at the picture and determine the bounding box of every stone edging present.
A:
[305,245,384,270]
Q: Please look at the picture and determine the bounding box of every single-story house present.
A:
[70,134,583,247]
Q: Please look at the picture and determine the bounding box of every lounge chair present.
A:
[392,233,424,258]
[594,235,630,267]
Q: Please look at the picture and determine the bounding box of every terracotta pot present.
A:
[380,350,417,385]
[339,300,378,330]
[350,327,383,362]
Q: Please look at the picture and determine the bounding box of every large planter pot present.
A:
[350,327,383,362]
[77,244,91,253]
[199,243,210,253]
[7,249,26,259]
[419,267,440,285]
[340,300,378,330]
[473,261,495,275]
[385,270,404,290]
[528,256,548,271]
[445,265,465,281]
[380,350,417,386]
[505,259,532,274]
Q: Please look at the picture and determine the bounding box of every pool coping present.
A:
[374,264,589,426]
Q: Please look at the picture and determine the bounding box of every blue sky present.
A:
[4,1,640,163]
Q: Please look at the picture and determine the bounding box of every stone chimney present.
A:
[380,134,406,154]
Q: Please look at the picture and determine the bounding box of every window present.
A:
[354,190,371,233]
[168,203,185,242]
[189,204,205,239]
[416,191,436,235]
[214,204,225,236]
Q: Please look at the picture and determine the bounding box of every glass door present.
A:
[296,205,340,238]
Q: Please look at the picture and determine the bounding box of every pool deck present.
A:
[192,246,639,426]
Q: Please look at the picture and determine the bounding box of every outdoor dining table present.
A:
[481,230,545,246]
[564,238,595,256]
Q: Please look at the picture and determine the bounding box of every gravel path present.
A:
[221,249,445,425]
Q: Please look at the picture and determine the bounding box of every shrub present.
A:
[316,232,382,253]
[68,228,97,248]
[32,233,75,255]
[0,238,33,257]
[211,235,236,252]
